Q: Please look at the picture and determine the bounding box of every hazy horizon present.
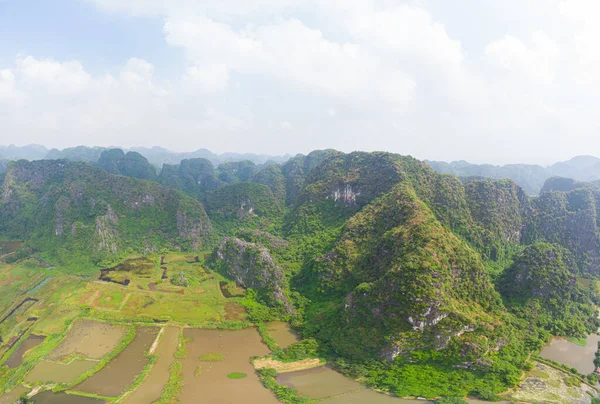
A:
[3,142,600,168]
[2,1,600,165]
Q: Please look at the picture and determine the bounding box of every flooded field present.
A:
[25,359,98,383]
[0,385,28,404]
[124,326,179,404]
[76,326,159,397]
[266,321,300,349]
[278,366,511,403]
[4,334,45,368]
[180,328,278,404]
[48,320,126,361]
[277,366,365,399]
[30,391,104,404]
[100,257,155,285]
[539,334,600,374]
[322,390,429,403]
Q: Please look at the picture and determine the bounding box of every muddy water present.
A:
[4,334,45,368]
[278,367,509,403]
[266,321,300,349]
[25,359,98,383]
[539,334,600,374]
[277,366,365,399]
[124,326,179,404]
[76,327,159,397]
[0,386,28,404]
[180,328,279,404]
[29,391,104,404]
[322,390,430,403]
[48,320,126,360]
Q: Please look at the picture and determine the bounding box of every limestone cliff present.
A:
[215,237,293,313]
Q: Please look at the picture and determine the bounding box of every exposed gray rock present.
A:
[215,237,293,313]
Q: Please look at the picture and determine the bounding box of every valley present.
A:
[1,150,600,403]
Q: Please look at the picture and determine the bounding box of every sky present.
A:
[0,0,599,164]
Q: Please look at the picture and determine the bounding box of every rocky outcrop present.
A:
[499,243,579,301]
[215,237,293,313]
[524,185,600,273]
[205,183,282,223]
[158,158,221,198]
[313,182,496,360]
[97,149,157,181]
[0,160,212,263]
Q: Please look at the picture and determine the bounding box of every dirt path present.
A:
[253,358,325,373]
[0,252,15,262]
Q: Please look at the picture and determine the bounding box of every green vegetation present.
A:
[3,150,600,402]
[435,398,468,404]
[175,334,191,359]
[274,339,319,362]
[499,243,599,337]
[568,336,588,346]
[119,353,158,398]
[194,364,202,376]
[156,361,183,404]
[256,368,311,404]
[0,160,212,271]
[54,325,137,391]
[199,353,225,362]
[205,182,283,235]
[97,148,157,181]
[226,372,247,379]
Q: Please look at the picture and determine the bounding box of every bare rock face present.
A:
[95,204,119,253]
[176,210,212,250]
[215,237,293,313]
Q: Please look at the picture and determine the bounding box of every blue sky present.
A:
[0,0,599,164]
[0,0,180,75]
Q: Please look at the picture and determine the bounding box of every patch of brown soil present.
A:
[148,283,184,295]
[253,358,324,373]
[224,302,247,321]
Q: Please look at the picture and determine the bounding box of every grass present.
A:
[199,353,225,362]
[95,291,127,310]
[195,364,202,376]
[530,369,550,379]
[118,353,158,400]
[65,256,247,326]
[256,368,311,404]
[175,333,192,359]
[0,331,68,394]
[257,322,283,354]
[0,252,252,399]
[567,336,587,346]
[64,390,117,402]
[156,361,183,404]
[227,372,247,379]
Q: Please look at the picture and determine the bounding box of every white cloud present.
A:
[16,56,92,95]
[4,0,600,163]
[485,31,560,83]
[0,69,21,103]
[165,16,416,108]
[557,0,600,86]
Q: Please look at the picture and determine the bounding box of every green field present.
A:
[0,252,254,401]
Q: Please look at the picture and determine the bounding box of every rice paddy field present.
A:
[0,252,278,403]
[1,251,596,404]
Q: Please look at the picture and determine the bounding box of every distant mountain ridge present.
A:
[426,155,600,195]
[0,144,292,170]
